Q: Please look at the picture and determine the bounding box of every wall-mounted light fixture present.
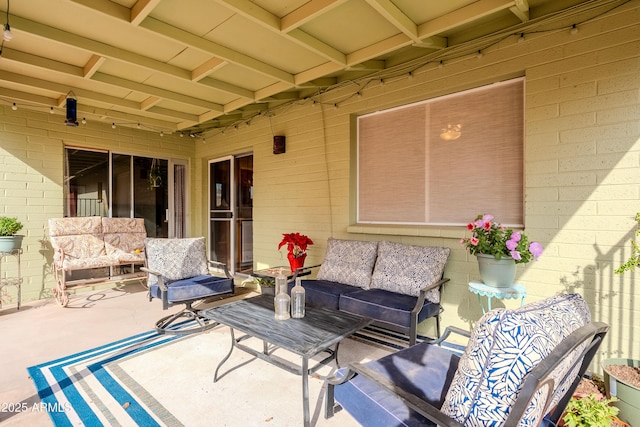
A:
[440,124,462,141]
[273,135,286,154]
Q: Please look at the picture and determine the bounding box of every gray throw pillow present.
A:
[370,241,450,302]
[316,238,378,289]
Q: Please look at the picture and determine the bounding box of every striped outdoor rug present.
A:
[27,321,402,426]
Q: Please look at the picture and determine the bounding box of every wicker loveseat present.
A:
[48,216,147,306]
[291,238,450,345]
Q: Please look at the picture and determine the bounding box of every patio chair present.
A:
[326,293,608,427]
[142,237,234,335]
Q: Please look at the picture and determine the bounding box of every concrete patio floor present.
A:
[0,281,257,426]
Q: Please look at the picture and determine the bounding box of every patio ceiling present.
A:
[0,0,612,135]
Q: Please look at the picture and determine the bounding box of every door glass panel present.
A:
[209,159,232,266]
[235,156,253,274]
[133,157,168,237]
[64,149,109,217]
[112,154,132,218]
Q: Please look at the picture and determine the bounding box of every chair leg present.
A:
[155,303,219,335]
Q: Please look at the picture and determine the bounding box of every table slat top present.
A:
[202,295,371,357]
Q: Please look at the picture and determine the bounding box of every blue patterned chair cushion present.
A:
[441,293,591,426]
[316,238,378,289]
[370,241,450,303]
[144,237,209,286]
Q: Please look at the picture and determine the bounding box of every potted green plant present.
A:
[0,216,24,252]
[608,212,640,425]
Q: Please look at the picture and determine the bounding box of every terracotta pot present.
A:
[287,252,306,273]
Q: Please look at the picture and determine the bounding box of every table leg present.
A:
[302,356,310,427]
[214,327,236,382]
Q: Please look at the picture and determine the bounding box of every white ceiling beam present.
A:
[90,73,224,112]
[192,58,228,82]
[146,106,199,122]
[0,70,139,110]
[139,17,294,84]
[285,28,346,64]
[216,0,346,65]
[130,0,162,26]
[510,0,530,22]
[90,107,179,131]
[68,0,129,20]
[365,0,419,43]
[197,78,255,100]
[214,0,280,30]
[141,96,161,111]
[0,47,83,76]
[412,36,448,49]
[83,55,106,79]
[2,88,58,106]
[281,0,348,32]
[295,62,344,86]
[10,11,250,101]
[0,70,201,125]
[418,0,517,37]
[10,14,192,80]
[347,33,411,66]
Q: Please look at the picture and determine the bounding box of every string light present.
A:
[11,102,17,110]
[50,106,54,114]
[111,123,116,129]
[570,24,578,35]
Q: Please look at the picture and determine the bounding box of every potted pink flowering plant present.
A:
[461,214,543,287]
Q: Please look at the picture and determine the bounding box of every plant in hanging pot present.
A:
[278,232,314,272]
[460,214,543,287]
[0,216,24,253]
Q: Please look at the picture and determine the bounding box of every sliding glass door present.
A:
[64,148,186,238]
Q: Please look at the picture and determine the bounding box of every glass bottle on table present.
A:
[291,277,305,318]
[274,268,290,320]
[275,267,287,296]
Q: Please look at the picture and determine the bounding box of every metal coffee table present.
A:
[201,295,371,427]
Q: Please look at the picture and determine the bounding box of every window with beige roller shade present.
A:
[357,78,524,227]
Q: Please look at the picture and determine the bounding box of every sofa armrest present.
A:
[292,263,321,281]
[413,277,449,314]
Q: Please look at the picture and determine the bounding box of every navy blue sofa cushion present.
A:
[149,274,234,303]
[334,341,460,427]
[340,289,440,328]
[287,279,361,310]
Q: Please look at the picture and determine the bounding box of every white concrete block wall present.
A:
[196,2,640,362]
[0,107,195,304]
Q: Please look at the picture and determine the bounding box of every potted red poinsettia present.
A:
[278,232,314,272]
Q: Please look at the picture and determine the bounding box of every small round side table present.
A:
[468,281,526,314]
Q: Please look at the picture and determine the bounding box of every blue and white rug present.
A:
[28,322,401,426]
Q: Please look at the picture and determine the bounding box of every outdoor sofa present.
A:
[291,238,450,345]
